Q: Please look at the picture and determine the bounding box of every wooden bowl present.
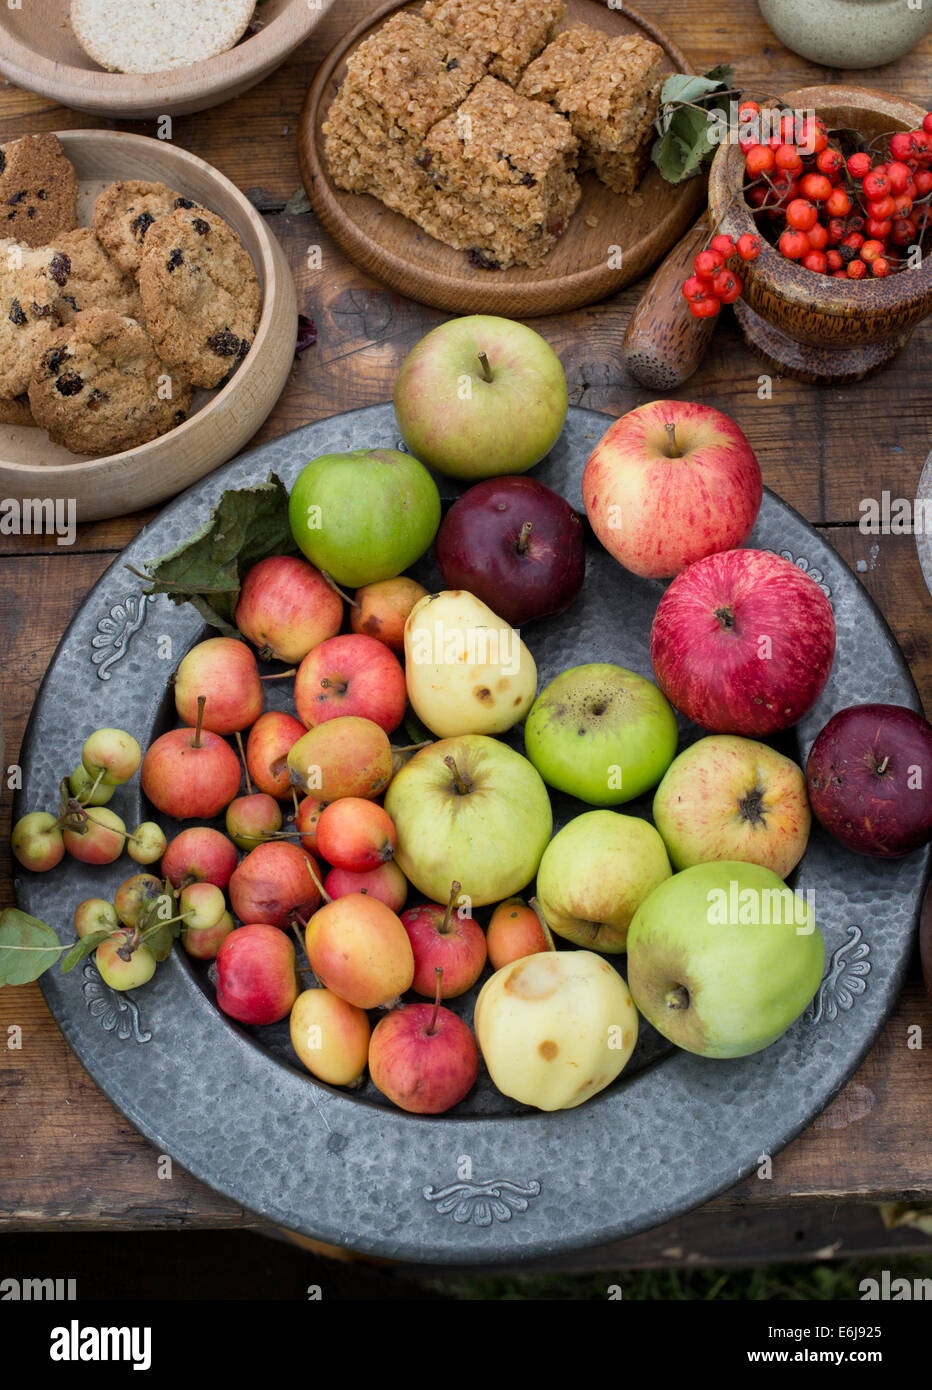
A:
[299,0,705,317]
[0,0,336,120]
[0,130,297,523]
[708,85,932,383]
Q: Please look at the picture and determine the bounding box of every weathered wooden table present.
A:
[1,0,930,1264]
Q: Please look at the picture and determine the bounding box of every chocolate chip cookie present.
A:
[0,134,79,249]
[27,308,191,456]
[53,227,143,323]
[92,180,199,275]
[138,205,261,389]
[0,237,73,399]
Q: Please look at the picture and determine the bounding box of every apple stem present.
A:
[443,755,472,796]
[320,677,348,694]
[291,788,301,816]
[664,421,682,458]
[78,768,106,805]
[321,571,357,607]
[391,739,432,754]
[193,696,206,751]
[516,521,533,555]
[665,985,690,1011]
[528,897,557,953]
[477,351,493,384]
[235,731,253,795]
[304,858,331,904]
[259,669,298,681]
[877,756,890,776]
[427,967,443,1035]
[441,880,462,935]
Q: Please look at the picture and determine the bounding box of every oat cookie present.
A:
[0,134,79,249]
[138,206,261,390]
[27,308,191,456]
[93,181,199,276]
[0,237,72,398]
[71,0,256,75]
[0,394,34,427]
[53,228,143,324]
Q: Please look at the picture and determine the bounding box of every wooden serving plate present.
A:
[298,0,705,316]
[0,0,336,120]
[0,131,297,523]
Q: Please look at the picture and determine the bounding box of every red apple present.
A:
[63,807,128,865]
[161,826,239,891]
[225,793,283,851]
[286,717,393,801]
[174,637,263,735]
[235,555,343,664]
[183,910,235,961]
[304,892,414,1009]
[141,706,242,820]
[368,969,479,1114]
[434,476,585,626]
[214,924,299,1025]
[583,400,763,580]
[650,549,835,736]
[350,577,429,652]
[323,861,408,913]
[806,704,932,857]
[294,633,406,734]
[293,795,327,853]
[316,798,396,872]
[246,711,306,800]
[229,840,321,932]
[486,896,549,970]
[401,881,487,998]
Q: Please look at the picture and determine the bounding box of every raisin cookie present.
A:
[0,237,72,399]
[0,134,79,249]
[93,181,200,276]
[138,205,261,389]
[28,308,191,456]
[0,395,33,427]
[52,227,143,323]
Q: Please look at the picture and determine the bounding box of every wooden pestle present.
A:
[621,213,719,390]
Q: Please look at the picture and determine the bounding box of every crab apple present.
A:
[81,727,141,788]
[161,826,238,891]
[225,793,283,851]
[74,898,119,940]
[141,713,242,822]
[290,988,372,1087]
[286,717,393,801]
[214,924,299,1026]
[246,711,306,800]
[12,812,65,872]
[68,763,114,806]
[304,893,415,1009]
[294,633,406,735]
[63,807,128,865]
[323,861,408,913]
[350,577,429,653]
[127,821,167,865]
[234,555,343,664]
[114,873,163,928]
[401,881,487,998]
[95,932,157,991]
[228,841,321,932]
[182,909,234,961]
[174,638,263,735]
[179,880,227,932]
[294,795,327,853]
[316,798,397,872]
[367,973,479,1114]
[487,896,549,970]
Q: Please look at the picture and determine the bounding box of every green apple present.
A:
[626,861,826,1059]
[384,734,552,907]
[288,448,441,587]
[393,315,568,481]
[653,735,811,877]
[535,810,671,953]
[524,663,678,806]
[474,950,638,1111]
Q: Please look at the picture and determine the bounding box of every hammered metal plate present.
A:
[13,404,930,1263]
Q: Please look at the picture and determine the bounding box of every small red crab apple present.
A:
[63,806,129,865]
[401,880,487,999]
[114,873,163,928]
[161,826,238,891]
[81,727,142,787]
[368,967,480,1115]
[73,898,119,940]
[315,797,397,872]
[234,554,343,665]
[214,924,299,1026]
[225,792,283,851]
[96,931,157,992]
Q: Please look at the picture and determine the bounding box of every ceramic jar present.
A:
[759,0,932,68]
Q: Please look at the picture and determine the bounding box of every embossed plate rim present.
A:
[13,403,930,1263]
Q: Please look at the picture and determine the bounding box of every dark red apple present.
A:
[650,549,836,736]
[434,476,585,626]
[367,969,479,1114]
[229,841,322,931]
[806,703,932,857]
[294,633,406,733]
[401,880,487,998]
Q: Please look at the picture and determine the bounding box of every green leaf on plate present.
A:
[60,930,111,975]
[653,65,736,184]
[284,187,312,216]
[0,909,63,986]
[127,472,299,632]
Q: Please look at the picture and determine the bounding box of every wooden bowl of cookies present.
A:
[708,85,932,383]
[0,130,297,522]
[0,0,336,120]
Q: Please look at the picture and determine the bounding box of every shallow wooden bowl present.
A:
[708,86,932,382]
[0,130,297,523]
[0,0,335,120]
[299,0,705,317]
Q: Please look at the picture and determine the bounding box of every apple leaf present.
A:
[60,930,111,975]
[0,909,63,987]
[652,65,735,184]
[138,890,180,963]
[126,472,300,632]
